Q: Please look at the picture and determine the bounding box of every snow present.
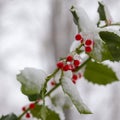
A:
[17,67,47,94]
[62,76,92,114]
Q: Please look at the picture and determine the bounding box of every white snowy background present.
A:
[0,0,120,120]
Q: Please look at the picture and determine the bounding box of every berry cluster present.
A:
[75,33,94,53]
[57,55,80,71]
[56,55,82,84]
[22,103,35,118]
[55,33,94,84]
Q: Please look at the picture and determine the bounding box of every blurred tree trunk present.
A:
[50,0,74,61]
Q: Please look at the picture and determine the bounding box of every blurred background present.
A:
[0,0,120,120]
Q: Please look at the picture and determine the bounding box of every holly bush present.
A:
[0,1,120,120]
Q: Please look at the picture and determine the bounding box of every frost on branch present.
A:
[17,68,47,100]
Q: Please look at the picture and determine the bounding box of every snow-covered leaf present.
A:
[0,113,17,120]
[97,1,112,23]
[61,76,92,114]
[30,105,60,120]
[51,92,72,109]
[89,34,113,62]
[99,31,120,61]
[98,2,106,21]
[70,6,96,33]
[84,60,118,85]
[17,68,47,100]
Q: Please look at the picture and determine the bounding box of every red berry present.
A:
[63,64,70,71]
[75,34,82,41]
[29,103,35,109]
[74,60,80,67]
[85,46,92,53]
[56,61,64,69]
[22,106,26,111]
[66,55,73,62]
[72,74,78,80]
[85,39,92,45]
[72,79,76,84]
[50,81,56,86]
[26,113,30,118]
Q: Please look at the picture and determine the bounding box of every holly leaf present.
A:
[30,105,60,120]
[51,92,72,109]
[61,76,92,114]
[89,37,113,62]
[99,31,120,61]
[84,60,118,85]
[17,68,47,101]
[70,6,81,32]
[28,94,41,101]
[0,113,17,120]
[97,1,106,21]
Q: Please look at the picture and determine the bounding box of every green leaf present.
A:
[84,60,118,85]
[99,31,120,61]
[70,6,81,32]
[61,76,92,114]
[30,105,60,120]
[0,113,17,120]
[89,37,113,62]
[97,2,107,21]
[51,92,72,109]
[28,94,41,101]
[17,68,47,101]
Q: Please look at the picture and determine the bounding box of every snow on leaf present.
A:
[98,1,112,23]
[75,6,97,33]
[70,41,81,52]
[51,92,72,109]
[17,67,47,97]
[64,71,73,79]
[0,113,17,120]
[61,76,92,114]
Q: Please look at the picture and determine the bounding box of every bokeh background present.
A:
[0,0,120,120]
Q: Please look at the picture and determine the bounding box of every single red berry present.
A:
[72,74,78,80]
[50,81,56,86]
[72,79,76,84]
[22,106,26,111]
[56,61,64,69]
[75,34,82,41]
[29,103,35,109]
[85,39,92,45]
[85,46,92,53]
[66,55,73,62]
[74,60,80,67]
[26,113,30,118]
[63,64,70,71]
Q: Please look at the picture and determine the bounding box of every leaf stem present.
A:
[46,68,59,82]
[100,22,120,28]
[45,83,61,97]
[75,43,84,54]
